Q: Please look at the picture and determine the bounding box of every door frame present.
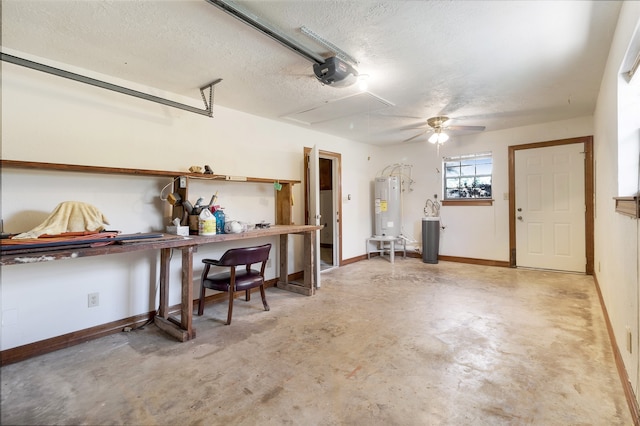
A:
[508,136,594,274]
[304,147,343,268]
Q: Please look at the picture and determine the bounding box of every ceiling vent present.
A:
[282,91,393,125]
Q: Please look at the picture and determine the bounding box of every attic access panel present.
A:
[282,91,393,125]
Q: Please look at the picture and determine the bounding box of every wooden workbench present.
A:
[1,224,321,343]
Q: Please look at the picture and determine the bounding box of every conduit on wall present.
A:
[0,53,222,117]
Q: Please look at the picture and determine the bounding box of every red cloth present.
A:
[2,231,119,247]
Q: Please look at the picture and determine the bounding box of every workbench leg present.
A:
[304,230,316,294]
[279,234,289,285]
[181,246,194,338]
[155,246,196,341]
[276,233,313,296]
[158,248,171,319]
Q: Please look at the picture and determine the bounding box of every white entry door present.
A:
[515,143,585,272]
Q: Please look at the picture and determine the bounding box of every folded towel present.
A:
[12,201,110,239]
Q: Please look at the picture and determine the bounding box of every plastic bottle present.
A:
[198,208,216,236]
[214,208,225,234]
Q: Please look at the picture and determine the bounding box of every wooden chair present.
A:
[197,243,272,324]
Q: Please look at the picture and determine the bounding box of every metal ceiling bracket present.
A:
[200,80,222,118]
[300,26,359,66]
[1,52,222,118]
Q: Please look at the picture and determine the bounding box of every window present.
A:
[443,152,492,200]
[614,32,639,217]
[617,37,640,197]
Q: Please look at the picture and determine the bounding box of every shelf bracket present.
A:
[200,81,218,118]
[1,53,222,118]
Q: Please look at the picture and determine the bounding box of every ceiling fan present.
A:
[403,116,486,144]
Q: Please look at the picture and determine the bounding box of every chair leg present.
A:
[197,285,205,316]
[260,285,270,311]
[226,289,235,325]
[197,266,210,316]
[245,289,251,301]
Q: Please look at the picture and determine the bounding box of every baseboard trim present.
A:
[341,254,368,265]
[0,311,156,366]
[438,255,510,268]
[593,273,640,425]
[344,252,509,268]
[0,276,296,366]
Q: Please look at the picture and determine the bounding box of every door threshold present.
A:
[516,266,585,275]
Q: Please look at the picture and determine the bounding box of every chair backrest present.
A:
[217,243,272,267]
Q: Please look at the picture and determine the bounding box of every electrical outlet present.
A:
[179,176,187,188]
[88,292,99,308]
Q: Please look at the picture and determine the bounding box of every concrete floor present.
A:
[0,259,632,425]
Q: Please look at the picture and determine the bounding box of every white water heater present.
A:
[374,176,401,237]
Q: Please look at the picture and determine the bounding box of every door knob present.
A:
[517,208,522,212]
[517,216,523,221]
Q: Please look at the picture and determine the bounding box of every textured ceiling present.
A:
[1,0,622,145]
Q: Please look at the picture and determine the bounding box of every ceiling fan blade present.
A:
[446,125,486,131]
[400,123,428,131]
[402,131,426,143]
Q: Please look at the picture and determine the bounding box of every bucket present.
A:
[188,215,199,235]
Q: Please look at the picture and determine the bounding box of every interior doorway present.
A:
[304,147,342,271]
[508,136,594,274]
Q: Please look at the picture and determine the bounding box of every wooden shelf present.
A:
[0,159,300,185]
[614,196,639,218]
[2,159,299,225]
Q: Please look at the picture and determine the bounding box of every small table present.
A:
[366,236,406,263]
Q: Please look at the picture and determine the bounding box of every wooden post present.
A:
[275,182,292,225]
[172,177,189,225]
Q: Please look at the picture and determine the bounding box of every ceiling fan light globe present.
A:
[428,132,449,144]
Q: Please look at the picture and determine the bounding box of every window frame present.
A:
[442,152,494,206]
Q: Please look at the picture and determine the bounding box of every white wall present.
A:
[593,1,640,401]
[377,116,593,261]
[0,54,380,350]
